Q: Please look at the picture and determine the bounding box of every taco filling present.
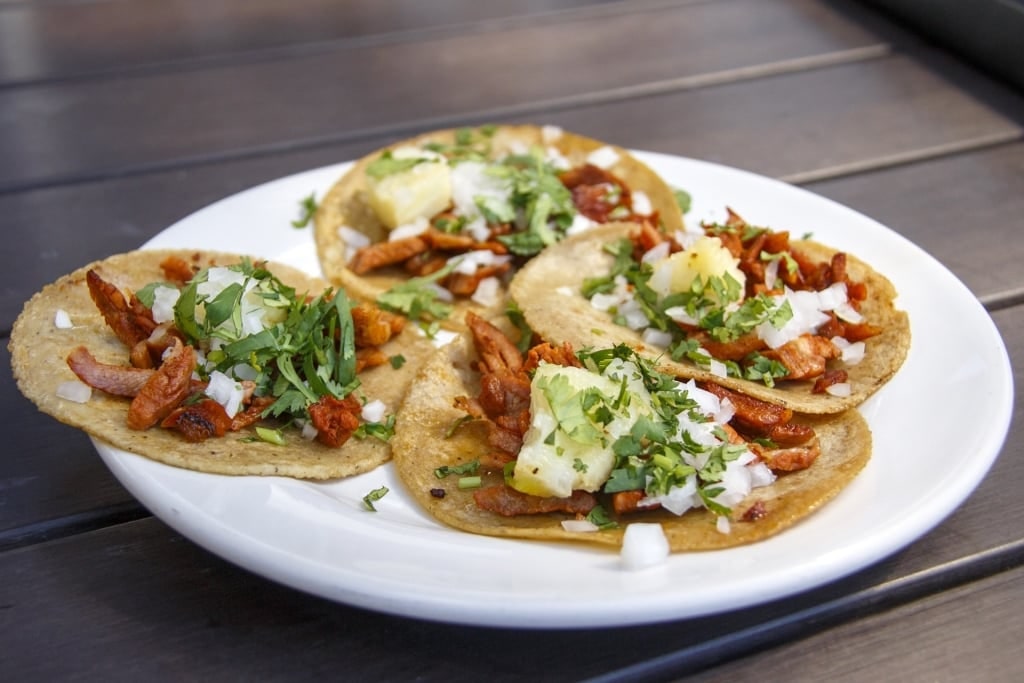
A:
[581,209,884,394]
[315,125,684,314]
[65,254,403,448]
[391,313,864,548]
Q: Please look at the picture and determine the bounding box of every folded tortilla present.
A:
[509,223,911,414]
[392,334,872,551]
[9,250,435,479]
[313,125,684,312]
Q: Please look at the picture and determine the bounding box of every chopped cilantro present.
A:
[255,426,286,446]
[291,192,318,228]
[376,263,455,322]
[365,151,430,180]
[434,460,480,479]
[586,505,619,530]
[363,486,389,511]
[673,188,692,214]
[354,414,396,442]
[389,354,407,369]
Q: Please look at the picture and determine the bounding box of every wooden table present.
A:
[2,1,1021,679]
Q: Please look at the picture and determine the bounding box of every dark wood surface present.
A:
[1,0,1021,679]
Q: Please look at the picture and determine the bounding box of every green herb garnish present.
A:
[291,192,318,228]
[363,486,389,511]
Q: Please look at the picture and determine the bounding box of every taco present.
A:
[9,249,435,479]
[392,313,871,551]
[509,213,910,414]
[313,124,684,320]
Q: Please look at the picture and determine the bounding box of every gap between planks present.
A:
[0,44,891,197]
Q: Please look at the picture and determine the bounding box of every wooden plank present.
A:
[804,142,1024,304]
[681,566,1024,681]
[3,117,1022,332]
[0,343,139,538]
[0,0,634,85]
[0,378,1021,683]
[0,0,889,190]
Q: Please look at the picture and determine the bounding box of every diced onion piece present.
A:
[586,146,620,170]
[300,420,319,441]
[339,225,371,261]
[54,309,73,329]
[541,125,563,143]
[56,380,92,403]
[831,336,866,365]
[709,358,728,378]
[641,241,670,265]
[621,523,670,570]
[565,212,595,236]
[150,285,180,324]
[556,286,575,296]
[642,328,673,349]
[764,257,780,291]
[388,217,430,241]
[561,519,599,533]
[470,276,502,307]
[826,382,852,397]
[716,516,732,534]
[422,328,459,348]
[632,191,652,216]
[361,399,387,423]
[205,370,244,417]
[665,306,699,327]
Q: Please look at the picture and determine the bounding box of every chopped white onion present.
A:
[565,212,595,236]
[641,328,673,349]
[470,276,502,307]
[298,419,318,441]
[541,125,563,143]
[56,380,92,403]
[361,399,387,423]
[586,145,620,170]
[339,225,371,249]
[560,519,599,533]
[417,327,459,348]
[54,309,73,329]
[641,241,670,265]
[620,523,670,570]
[150,286,181,324]
[388,217,430,241]
[709,359,728,378]
[205,370,244,417]
[716,516,732,534]
[764,257,780,291]
[825,382,852,397]
[556,286,575,296]
[632,191,652,216]
[665,306,699,327]
[831,336,866,365]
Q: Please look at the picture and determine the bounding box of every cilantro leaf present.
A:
[291,192,318,228]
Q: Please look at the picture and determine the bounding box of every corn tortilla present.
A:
[9,250,435,479]
[392,334,872,551]
[313,125,684,314]
[509,223,911,414]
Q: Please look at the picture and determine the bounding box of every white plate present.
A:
[96,152,1013,628]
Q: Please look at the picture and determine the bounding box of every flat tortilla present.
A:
[392,334,872,551]
[9,250,435,479]
[509,223,911,414]
[313,125,684,312]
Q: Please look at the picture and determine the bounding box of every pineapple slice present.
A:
[650,235,746,302]
[511,363,647,498]
[365,147,452,230]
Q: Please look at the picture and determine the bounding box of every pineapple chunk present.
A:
[650,235,746,302]
[511,363,646,498]
[365,147,452,230]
